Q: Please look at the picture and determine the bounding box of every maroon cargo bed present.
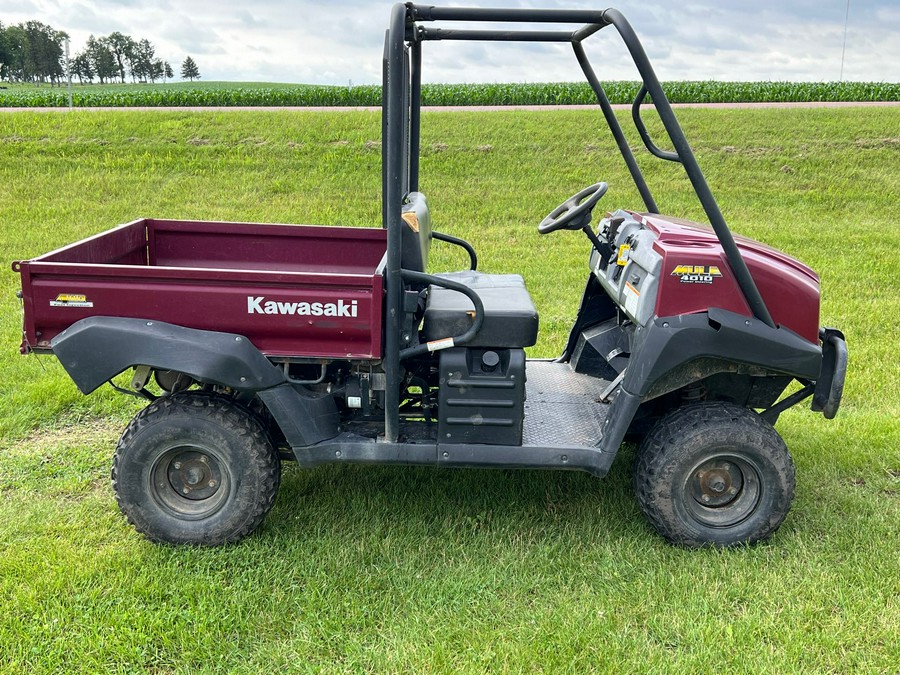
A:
[14,219,387,358]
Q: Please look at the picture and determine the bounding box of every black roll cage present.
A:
[381,3,775,442]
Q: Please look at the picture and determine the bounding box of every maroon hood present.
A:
[639,213,819,283]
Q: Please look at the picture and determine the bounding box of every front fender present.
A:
[624,308,823,400]
[51,317,286,394]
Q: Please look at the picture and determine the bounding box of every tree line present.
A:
[0,20,200,85]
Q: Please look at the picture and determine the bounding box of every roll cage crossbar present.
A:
[381,3,775,442]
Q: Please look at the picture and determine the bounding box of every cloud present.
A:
[159,15,225,56]
[2,0,897,82]
[234,10,264,29]
[2,0,40,13]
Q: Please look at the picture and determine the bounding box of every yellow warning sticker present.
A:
[50,293,93,308]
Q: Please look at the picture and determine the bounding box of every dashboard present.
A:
[590,210,663,327]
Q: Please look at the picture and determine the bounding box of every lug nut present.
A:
[199,455,208,464]
[702,495,711,503]
[173,462,182,469]
[208,480,216,488]
[182,487,190,494]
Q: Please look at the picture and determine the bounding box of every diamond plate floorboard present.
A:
[523,361,614,448]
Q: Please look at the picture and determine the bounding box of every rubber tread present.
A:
[112,391,280,546]
[634,402,795,547]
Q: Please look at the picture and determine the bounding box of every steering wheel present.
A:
[538,182,609,235]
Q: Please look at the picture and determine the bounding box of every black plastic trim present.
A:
[812,327,847,419]
[51,317,286,394]
[290,432,616,478]
[624,309,823,400]
[598,389,642,455]
[560,274,619,361]
[257,384,340,447]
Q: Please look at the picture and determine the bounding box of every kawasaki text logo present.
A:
[247,296,358,317]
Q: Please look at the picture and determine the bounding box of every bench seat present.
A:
[423,270,539,349]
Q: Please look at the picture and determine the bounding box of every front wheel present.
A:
[634,402,795,547]
[112,392,280,546]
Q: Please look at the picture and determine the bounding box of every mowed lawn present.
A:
[0,107,898,672]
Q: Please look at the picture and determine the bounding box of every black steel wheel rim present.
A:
[149,444,231,520]
[682,453,762,528]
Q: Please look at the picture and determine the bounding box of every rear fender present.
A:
[51,317,286,394]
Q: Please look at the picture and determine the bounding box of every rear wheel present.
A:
[112,392,280,545]
[634,402,794,547]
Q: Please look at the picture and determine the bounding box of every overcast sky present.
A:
[3,0,899,84]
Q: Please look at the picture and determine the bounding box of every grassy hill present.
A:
[1,106,898,671]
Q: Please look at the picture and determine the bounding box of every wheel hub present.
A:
[691,460,747,510]
[167,451,222,500]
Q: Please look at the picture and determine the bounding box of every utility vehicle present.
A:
[14,4,847,547]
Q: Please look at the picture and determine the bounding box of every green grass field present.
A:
[1,107,899,671]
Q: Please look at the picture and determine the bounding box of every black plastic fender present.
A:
[51,317,287,394]
[624,308,823,400]
[596,309,825,456]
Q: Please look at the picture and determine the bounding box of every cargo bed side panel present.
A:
[17,220,386,359]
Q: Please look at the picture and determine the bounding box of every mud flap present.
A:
[811,328,847,419]
[598,389,642,457]
[257,384,340,448]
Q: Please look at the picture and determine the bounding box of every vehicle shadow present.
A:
[265,444,644,547]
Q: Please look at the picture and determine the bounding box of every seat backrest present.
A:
[400,192,432,272]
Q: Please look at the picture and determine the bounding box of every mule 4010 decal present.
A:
[671,265,723,284]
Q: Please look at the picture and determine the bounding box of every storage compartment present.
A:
[438,347,526,446]
[15,219,387,358]
[570,318,631,379]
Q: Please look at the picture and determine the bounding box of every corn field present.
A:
[1,80,898,107]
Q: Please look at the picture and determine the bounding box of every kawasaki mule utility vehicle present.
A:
[14,4,847,547]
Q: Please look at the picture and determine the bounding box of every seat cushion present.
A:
[423,271,539,348]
